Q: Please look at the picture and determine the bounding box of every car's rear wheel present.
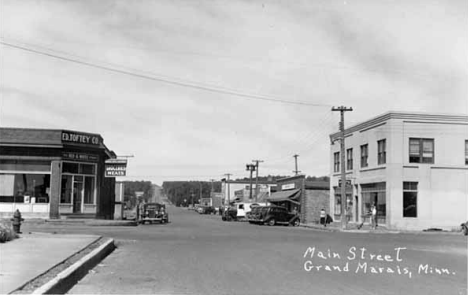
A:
[267,218,276,226]
[293,219,300,227]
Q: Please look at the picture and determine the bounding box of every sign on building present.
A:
[105,159,127,177]
[61,130,101,145]
[281,183,296,190]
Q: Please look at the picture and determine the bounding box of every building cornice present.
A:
[330,111,468,141]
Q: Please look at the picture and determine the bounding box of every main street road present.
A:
[29,207,467,295]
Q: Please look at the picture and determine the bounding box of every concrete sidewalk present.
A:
[301,222,463,235]
[0,233,113,294]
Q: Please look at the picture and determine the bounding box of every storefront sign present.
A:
[282,183,296,190]
[62,152,99,162]
[105,159,127,177]
[62,131,101,145]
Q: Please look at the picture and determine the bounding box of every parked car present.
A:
[137,203,169,224]
[248,205,300,226]
[197,206,216,214]
[222,206,238,221]
[246,205,263,222]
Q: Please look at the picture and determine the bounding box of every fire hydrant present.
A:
[11,209,24,234]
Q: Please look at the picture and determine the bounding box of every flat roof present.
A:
[329,111,468,141]
[0,127,115,158]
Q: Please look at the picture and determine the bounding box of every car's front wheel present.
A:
[292,218,300,227]
[267,218,276,226]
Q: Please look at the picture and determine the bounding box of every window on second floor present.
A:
[334,152,340,173]
[346,148,353,170]
[409,138,434,164]
[360,144,368,168]
[378,139,386,165]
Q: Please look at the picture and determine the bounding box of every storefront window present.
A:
[334,195,341,215]
[61,175,73,204]
[0,173,50,203]
[403,182,418,218]
[62,162,79,174]
[84,176,95,204]
[361,182,386,224]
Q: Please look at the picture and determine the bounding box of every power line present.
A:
[0,40,332,107]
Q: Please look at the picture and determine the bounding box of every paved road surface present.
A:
[24,206,467,295]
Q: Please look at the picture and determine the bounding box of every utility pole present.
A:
[246,164,256,200]
[210,179,215,194]
[293,154,301,175]
[199,182,202,202]
[224,173,232,206]
[332,106,353,230]
[252,160,263,202]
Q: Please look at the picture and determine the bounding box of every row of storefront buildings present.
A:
[220,111,468,231]
[1,111,467,230]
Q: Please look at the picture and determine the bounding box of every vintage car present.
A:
[248,205,300,226]
[137,203,169,224]
[221,206,238,221]
[198,206,216,214]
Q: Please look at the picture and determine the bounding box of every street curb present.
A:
[30,238,115,295]
[300,224,338,232]
[43,219,137,226]
[86,220,137,226]
[300,224,464,235]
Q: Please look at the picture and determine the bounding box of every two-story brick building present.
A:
[0,128,118,219]
[329,112,468,230]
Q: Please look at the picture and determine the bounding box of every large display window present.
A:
[0,173,51,203]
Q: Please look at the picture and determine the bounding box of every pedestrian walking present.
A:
[371,203,377,229]
[320,208,326,227]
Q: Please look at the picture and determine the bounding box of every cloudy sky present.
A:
[1,0,467,185]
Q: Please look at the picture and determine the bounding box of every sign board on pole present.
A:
[105,159,127,177]
[338,179,352,187]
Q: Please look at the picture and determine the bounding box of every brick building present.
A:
[0,128,118,219]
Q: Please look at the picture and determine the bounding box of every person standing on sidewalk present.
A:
[371,204,377,229]
[320,208,326,227]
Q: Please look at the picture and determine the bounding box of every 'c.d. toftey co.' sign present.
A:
[62,131,101,145]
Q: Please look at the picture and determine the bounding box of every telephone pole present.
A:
[332,106,353,230]
[210,179,215,195]
[199,182,202,201]
[293,154,301,175]
[246,164,256,200]
[252,160,263,202]
[224,173,232,206]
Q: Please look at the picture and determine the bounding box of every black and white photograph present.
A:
[0,0,467,294]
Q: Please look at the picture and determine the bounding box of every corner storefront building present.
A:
[0,128,117,219]
[329,112,468,231]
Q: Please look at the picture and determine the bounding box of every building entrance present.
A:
[60,162,96,215]
[73,176,84,213]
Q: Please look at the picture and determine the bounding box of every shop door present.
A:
[73,176,84,213]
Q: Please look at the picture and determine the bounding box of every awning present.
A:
[267,189,300,203]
